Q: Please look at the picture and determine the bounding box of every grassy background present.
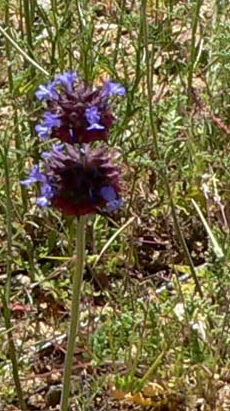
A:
[0,0,230,410]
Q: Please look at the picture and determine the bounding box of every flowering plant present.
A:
[21,71,125,411]
[22,71,125,216]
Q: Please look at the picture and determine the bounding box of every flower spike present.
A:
[34,72,125,144]
[22,145,122,216]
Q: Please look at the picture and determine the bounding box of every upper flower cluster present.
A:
[35,71,125,144]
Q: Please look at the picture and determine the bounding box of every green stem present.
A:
[137,348,167,390]
[3,300,27,411]
[4,1,27,211]
[60,215,86,411]
[112,0,127,67]
[2,143,27,411]
[0,25,48,76]
[187,0,203,104]
[23,0,34,58]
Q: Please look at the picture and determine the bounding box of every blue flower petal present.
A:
[35,124,50,139]
[103,81,126,97]
[36,183,54,207]
[41,143,64,160]
[41,183,54,198]
[100,186,116,202]
[21,165,46,186]
[35,82,58,101]
[54,71,77,92]
[87,123,105,131]
[21,178,34,187]
[43,112,61,128]
[36,196,50,207]
[85,106,100,124]
[85,106,104,131]
[106,199,123,212]
[100,186,123,212]
[35,113,61,139]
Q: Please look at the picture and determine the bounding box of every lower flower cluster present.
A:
[22,144,122,216]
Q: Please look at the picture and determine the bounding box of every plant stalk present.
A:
[2,142,27,411]
[60,215,86,411]
[0,26,48,76]
[137,348,167,389]
[187,0,203,104]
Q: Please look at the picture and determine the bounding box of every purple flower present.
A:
[106,198,123,212]
[85,106,105,131]
[21,164,55,207]
[35,113,61,140]
[35,82,58,101]
[36,197,50,207]
[41,143,64,160]
[35,124,50,139]
[54,71,77,92]
[103,81,126,97]
[21,165,46,187]
[43,112,61,128]
[100,186,116,202]
[36,183,54,206]
[100,186,123,212]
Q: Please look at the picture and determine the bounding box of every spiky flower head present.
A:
[21,144,122,216]
[35,72,125,144]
